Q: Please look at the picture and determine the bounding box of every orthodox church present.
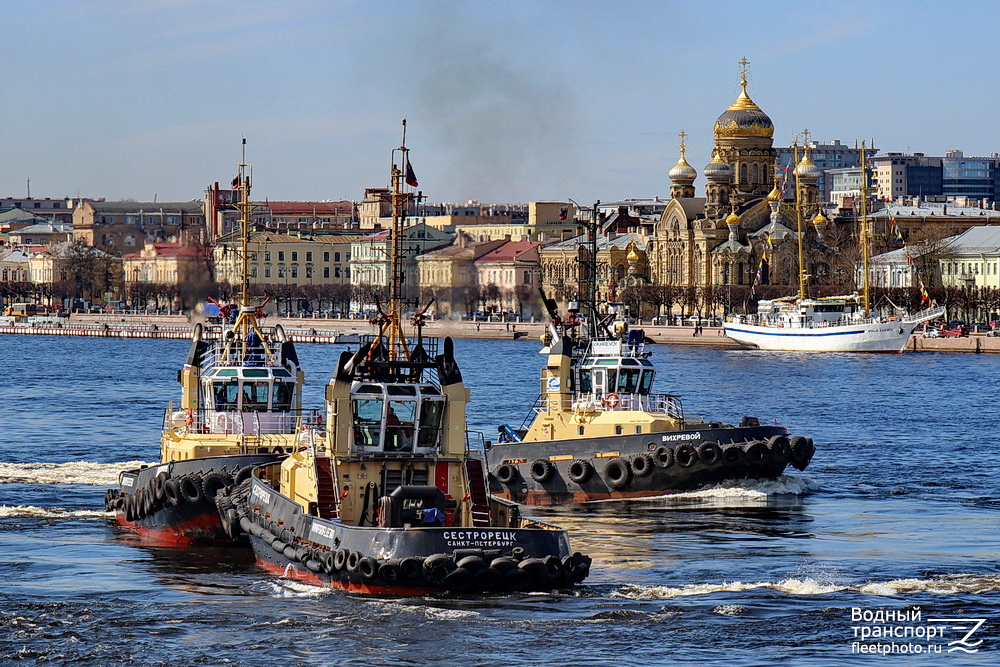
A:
[652,60,829,292]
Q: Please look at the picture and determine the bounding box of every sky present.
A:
[3,0,1000,206]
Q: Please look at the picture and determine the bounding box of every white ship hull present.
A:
[724,319,921,352]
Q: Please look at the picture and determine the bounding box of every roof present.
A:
[476,240,541,263]
[10,221,72,235]
[542,232,648,252]
[947,225,1000,254]
[871,204,1000,220]
[83,200,203,214]
[263,201,353,215]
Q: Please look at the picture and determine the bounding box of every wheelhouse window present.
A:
[243,381,270,411]
[272,382,294,411]
[213,381,239,411]
[353,397,384,448]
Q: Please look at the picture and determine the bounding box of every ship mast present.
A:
[793,137,807,301]
[236,138,252,309]
[381,120,418,360]
[859,141,871,316]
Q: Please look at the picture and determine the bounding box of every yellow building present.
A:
[213,232,359,287]
[453,202,579,242]
[123,242,212,286]
[416,234,506,316]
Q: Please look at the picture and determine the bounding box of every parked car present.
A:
[940,325,970,338]
[922,328,941,338]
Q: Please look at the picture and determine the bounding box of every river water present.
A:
[1,334,998,665]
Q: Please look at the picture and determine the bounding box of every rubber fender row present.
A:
[493,435,815,489]
[106,466,251,523]
[257,527,592,593]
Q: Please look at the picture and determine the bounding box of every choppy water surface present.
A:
[2,335,998,665]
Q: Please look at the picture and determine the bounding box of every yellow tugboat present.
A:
[487,205,815,506]
[106,143,318,544]
[218,127,591,594]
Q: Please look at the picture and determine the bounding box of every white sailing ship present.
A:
[724,141,942,353]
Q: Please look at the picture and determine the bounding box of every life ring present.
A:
[494,464,518,485]
[529,459,555,483]
[568,459,594,484]
[697,441,723,466]
[186,409,193,427]
[654,445,674,468]
[630,453,655,478]
[675,444,697,468]
[604,457,633,490]
[179,476,204,504]
[767,435,791,463]
[603,393,620,409]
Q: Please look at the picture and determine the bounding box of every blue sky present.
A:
[2,0,998,205]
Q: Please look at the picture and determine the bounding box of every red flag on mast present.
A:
[405,159,418,187]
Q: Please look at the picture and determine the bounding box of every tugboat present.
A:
[486,204,816,506]
[218,127,591,595]
[105,143,318,544]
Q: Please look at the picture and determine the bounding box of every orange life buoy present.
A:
[603,393,620,409]
[186,409,194,426]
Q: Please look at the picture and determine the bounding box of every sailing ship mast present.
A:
[859,141,872,317]
[793,137,807,301]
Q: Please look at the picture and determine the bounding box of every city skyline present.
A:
[3,0,999,206]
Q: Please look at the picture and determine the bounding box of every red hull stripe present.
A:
[255,557,439,596]
[115,511,232,546]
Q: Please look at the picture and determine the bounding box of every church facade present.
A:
[650,61,830,303]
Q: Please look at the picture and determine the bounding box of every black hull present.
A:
[106,454,281,545]
[486,426,815,506]
[227,476,591,595]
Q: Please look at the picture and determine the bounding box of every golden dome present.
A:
[626,245,640,262]
[714,81,774,139]
[725,209,741,226]
[766,179,782,202]
[795,151,822,180]
[812,211,829,226]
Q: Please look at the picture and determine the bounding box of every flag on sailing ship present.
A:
[919,277,929,304]
[231,175,240,189]
[405,160,418,187]
[889,216,904,244]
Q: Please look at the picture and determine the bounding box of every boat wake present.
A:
[612,573,1000,600]
[631,474,818,506]
[0,461,153,486]
[258,578,330,598]
[0,504,113,519]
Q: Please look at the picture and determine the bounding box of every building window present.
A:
[264,251,271,261]
[335,267,341,278]
[278,267,285,278]
[291,251,298,261]
[278,251,285,261]
[324,251,330,262]
[291,267,298,278]
[306,251,312,262]
[265,267,271,278]
[335,252,341,262]
[324,267,330,278]
[306,267,313,279]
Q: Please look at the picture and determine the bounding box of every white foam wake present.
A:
[0,504,114,519]
[0,461,153,486]
[633,474,818,504]
[614,573,1000,600]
